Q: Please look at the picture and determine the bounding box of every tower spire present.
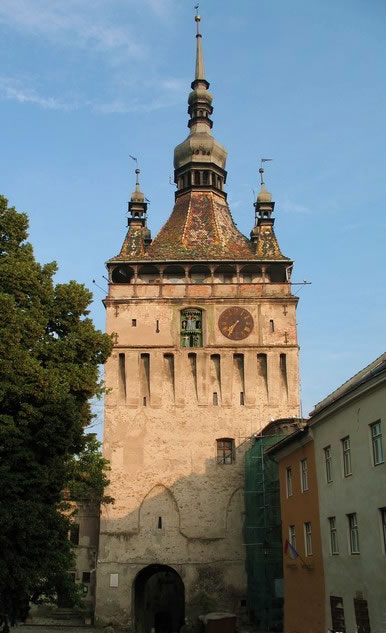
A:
[194,11,205,81]
[173,13,227,197]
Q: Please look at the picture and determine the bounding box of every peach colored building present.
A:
[267,427,325,633]
[96,15,300,631]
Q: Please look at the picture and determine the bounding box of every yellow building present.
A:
[96,15,300,631]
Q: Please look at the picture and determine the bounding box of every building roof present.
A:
[309,352,386,418]
[265,420,309,457]
[112,190,288,262]
[109,16,290,266]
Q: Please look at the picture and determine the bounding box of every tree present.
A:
[0,196,113,616]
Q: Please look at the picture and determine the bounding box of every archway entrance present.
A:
[134,564,185,633]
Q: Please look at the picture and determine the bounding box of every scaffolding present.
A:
[244,433,284,632]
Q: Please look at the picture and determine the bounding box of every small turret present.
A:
[250,165,283,259]
[128,168,148,230]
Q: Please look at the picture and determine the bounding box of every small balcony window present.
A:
[181,308,202,348]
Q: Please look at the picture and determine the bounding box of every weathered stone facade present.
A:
[96,15,300,631]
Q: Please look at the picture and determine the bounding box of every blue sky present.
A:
[1,0,385,433]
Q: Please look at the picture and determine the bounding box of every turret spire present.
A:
[127,167,151,245]
[250,161,283,258]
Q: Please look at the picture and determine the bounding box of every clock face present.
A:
[218,307,254,340]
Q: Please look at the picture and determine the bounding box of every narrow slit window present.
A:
[213,392,218,406]
[69,524,80,545]
[156,319,160,333]
[240,391,245,405]
[132,319,137,327]
[270,319,274,332]
[158,517,162,529]
[286,467,293,497]
[119,353,126,400]
[143,396,147,406]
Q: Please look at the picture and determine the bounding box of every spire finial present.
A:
[135,167,140,190]
[194,5,205,81]
[255,159,273,206]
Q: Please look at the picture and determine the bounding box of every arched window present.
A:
[240,264,262,283]
[189,265,210,284]
[164,265,185,283]
[269,265,286,283]
[180,308,202,348]
[138,265,160,283]
[111,265,134,284]
[214,265,235,284]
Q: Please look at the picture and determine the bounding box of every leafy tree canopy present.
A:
[0,196,113,615]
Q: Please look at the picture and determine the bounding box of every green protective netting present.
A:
[244,436,284,632]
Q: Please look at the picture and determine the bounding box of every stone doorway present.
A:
[134,564,185,633]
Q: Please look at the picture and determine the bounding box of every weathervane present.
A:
[129,155,140,185]
[259,158,272,185]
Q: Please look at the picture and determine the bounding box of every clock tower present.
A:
[96,15,300,631]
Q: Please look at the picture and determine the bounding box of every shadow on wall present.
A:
[98,442,252,631]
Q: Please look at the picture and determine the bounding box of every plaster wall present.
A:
[311,378,386,633]
[96,281,300,627]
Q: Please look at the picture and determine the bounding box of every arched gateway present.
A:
[134,565,185,633]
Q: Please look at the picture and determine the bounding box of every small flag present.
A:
[284,539,299,560]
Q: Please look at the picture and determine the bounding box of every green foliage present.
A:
[65,434,114,506]
[0,196,113,616]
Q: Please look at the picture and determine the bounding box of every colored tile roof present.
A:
[111,191,289,263]
[118,224,147,258]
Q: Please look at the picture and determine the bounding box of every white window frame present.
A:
[348,513,360,554]
[289,525,296,549]
[329,516,339,555]
[286,467,293,498]
[304,522,312,555]
[300,458,309,492]
[342,436,352,477]
[371,421,384,466]
[324,445,333,483]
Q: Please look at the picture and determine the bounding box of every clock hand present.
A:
[227,320,239,335]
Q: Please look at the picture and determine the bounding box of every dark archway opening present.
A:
[135,565,185,633]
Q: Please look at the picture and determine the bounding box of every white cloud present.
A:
[0,77,74,110]
[0,73,186,114]
[0,0,145,59]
